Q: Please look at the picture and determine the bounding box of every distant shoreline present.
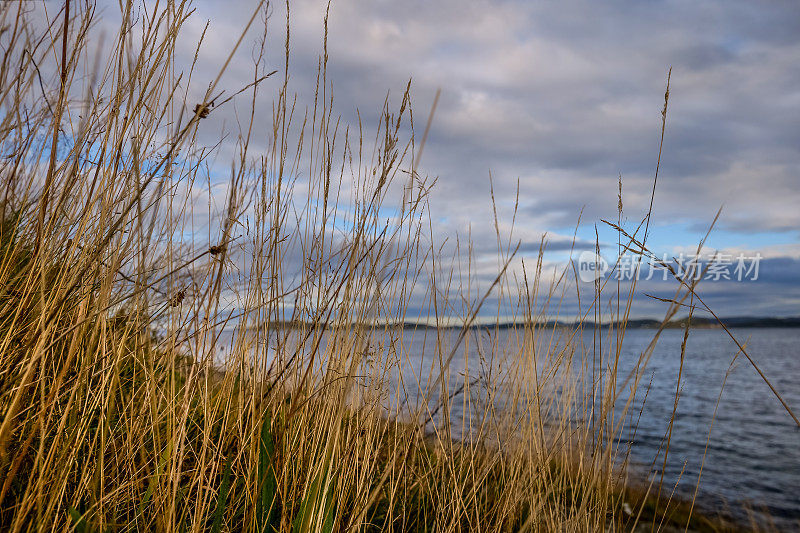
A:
[257,316,800,330]
[424,316,800,330]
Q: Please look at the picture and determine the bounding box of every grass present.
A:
[0,1,794,531]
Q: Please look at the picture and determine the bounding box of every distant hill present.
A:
[257,316,800,330]
[396,316,800,330]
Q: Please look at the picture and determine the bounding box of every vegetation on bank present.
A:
[0,214,746,530]
[0,1,792,531]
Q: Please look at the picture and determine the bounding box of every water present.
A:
[225,325,800,528]
[395,326,800,529]
[603,327,800,528]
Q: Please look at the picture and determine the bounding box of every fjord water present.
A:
[234,325,799,527]
[396,326,800,529]
[608,327,800,528]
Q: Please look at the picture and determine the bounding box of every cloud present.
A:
[139,0,800,317]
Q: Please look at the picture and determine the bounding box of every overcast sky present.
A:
[97,0,800,319]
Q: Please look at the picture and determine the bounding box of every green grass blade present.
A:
[68,507,89,533]
[211,453,234,533]
[291,468,336,533]
[136,441,172,524]
[256,412,278,533]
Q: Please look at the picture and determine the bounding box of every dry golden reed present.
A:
[0,2,791,532]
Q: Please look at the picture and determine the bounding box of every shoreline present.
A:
[253,316,800,331]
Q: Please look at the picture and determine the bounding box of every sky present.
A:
[91,0,800,319]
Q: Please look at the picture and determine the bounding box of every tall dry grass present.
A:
[0,1,794,532]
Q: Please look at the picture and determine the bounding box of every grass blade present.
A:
[211,453,234,533]
[257,412,278,532]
